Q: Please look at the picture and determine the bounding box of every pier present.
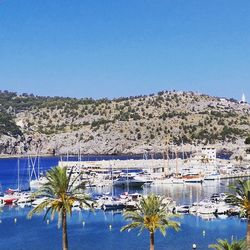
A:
[58,158,250,180]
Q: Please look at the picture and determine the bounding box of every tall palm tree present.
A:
[209,238,247,250]
[28,166,93,250]
[121,194,180,250]
[226,179,250,247]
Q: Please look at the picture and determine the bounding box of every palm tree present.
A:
[121,194,180,250]
[28,166,93,250]
[209,238,247,250]
[226,179,250,247]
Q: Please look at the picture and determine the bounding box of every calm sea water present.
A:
[0,157,247,250]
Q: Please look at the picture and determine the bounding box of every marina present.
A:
[0,155,249,249]
[0,154,249,207]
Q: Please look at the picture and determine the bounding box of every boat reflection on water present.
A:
[144,179,236,205]
[198,213,217,221]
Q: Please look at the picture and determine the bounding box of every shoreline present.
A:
[0,153,144,159]
[0,151,234,159]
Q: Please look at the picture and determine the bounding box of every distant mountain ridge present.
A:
[0,89,249,156]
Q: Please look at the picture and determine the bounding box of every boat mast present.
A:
[111,162,114,197]
[175,147,178,176]
[182,140,185,160]
[17,157,20,191]
[162,149,166,176]
[126,164,129,193]
[164,139,169,177]
[28,156,31,185]
[38,155,40,179]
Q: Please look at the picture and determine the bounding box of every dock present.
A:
[58,158,250,179]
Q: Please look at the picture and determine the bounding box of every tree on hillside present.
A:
[245,137,250,145]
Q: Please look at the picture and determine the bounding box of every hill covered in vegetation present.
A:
[0,89,249,155]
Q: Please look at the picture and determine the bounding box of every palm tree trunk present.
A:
[150,232,154,250]
[62,211,68,250]
[247,217,250,248]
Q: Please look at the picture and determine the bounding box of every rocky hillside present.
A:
[0,90,249,156]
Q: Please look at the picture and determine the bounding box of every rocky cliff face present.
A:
[0,90,249,156]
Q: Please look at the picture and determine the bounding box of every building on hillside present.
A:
[201,146,216,160]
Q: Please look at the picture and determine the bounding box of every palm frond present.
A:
[28,199,53,219]
[121,222,143,232]
[209,238,247,250]
[121,193,181,238]
[226,179,250,216]
[27,166,94,221]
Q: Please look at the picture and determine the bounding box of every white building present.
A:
[239,93,247,104]
[201,147,216,160]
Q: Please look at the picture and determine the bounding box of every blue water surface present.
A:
[0,207,246,250]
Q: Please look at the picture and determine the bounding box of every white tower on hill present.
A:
[239,93,247,104]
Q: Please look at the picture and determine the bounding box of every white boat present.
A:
[197,204,216,214]
[214,202,230,214]
[30,176,48,191]
[183,174,204,183]
[152,177,181,185]
[72,201,81,211]
[154,179,172,185]
[129,192,143,201]
[198,199,211,206]
[199,213,216,220]
[2,194,18,205]
[31,197,48,207]
[101,198,125,210]
[175,205,190,213]
[125,200,137,209]
[189,204,199,214]
[172,178,185,184]
[16,193,33,207]
[204,173,221,181]
[228,206,241,215]
[133,175,153,185]
[113,176,146,188]
[218,193,227,201]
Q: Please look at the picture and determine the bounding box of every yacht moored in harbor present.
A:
[113,176,146,188]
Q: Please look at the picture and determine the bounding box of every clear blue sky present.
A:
[0,0,249,100]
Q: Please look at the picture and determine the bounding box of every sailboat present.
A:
[29,155,48,190]
[2,158,21,204]
[100,162,126,210]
